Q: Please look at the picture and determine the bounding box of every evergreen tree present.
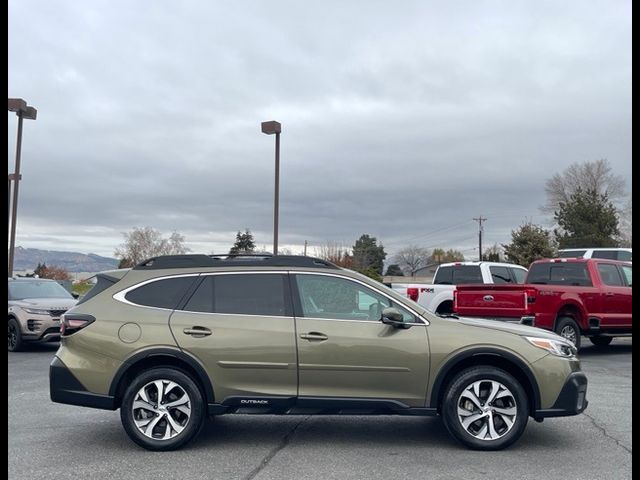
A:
[384,264,404,276]
[352,234,387,278]
[229,229,256,254]
[553,188,620,248]
[502,223,557,268]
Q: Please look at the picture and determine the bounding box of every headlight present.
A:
[22,307,50,315]
[524,336,577,357]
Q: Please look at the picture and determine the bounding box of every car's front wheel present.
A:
[120,368,205,451]
[8,318,23,352]
[442,366,529,450]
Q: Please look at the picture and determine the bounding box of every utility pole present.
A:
[473,216,487,261]
[303,240,308,256]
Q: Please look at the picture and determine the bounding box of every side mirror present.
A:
[381,307,411,329]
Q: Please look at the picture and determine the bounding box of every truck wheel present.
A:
[120,368,206,451]
[555,317,581,349]
[436,302,453,315]
[589,336,613,347]
[441,366,529,450]
[8,318,24,352]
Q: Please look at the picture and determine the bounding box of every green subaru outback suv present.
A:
[50,254,587,451]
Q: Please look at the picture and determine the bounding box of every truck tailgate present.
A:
[454,284,528,318]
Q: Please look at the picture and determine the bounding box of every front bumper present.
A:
[50,356,116,410]
[534,371,588,419]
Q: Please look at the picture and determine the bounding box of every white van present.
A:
[558,247,632,261]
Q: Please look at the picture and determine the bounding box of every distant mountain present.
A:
[14,247,119,273]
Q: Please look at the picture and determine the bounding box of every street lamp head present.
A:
[261,120,281,135]
[7,98,37,120]
[8,98,27,112]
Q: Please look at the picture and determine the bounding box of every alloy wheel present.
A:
[456,379,518,441]
[132,379,192,440]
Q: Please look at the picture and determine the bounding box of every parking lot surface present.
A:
[8,338,631,480]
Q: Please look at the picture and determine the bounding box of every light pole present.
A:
[8,98,37,277]
[261,120,282,255]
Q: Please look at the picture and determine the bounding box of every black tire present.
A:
[555,317,581,349]
[120,368,205,451]
[436,301,453,315]
[8,318,24,352]
[589,336,613,347]
[441,366,529,450]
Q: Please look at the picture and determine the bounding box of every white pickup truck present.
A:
[390,261,528,314]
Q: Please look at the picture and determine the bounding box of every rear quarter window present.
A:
[125,276,198,309]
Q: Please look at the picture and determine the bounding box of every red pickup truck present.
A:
[453,258,632,348]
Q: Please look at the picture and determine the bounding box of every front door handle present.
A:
[300,332,328,341]
[183,326,212,337]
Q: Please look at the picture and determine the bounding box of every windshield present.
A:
[8,280,74,300]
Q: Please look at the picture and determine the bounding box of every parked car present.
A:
[50,254,587,451]
[453,258,632,348]
[391,261,528,314]
[8,277,78,351]
[558,247,632,262]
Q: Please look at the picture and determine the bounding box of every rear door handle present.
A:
[300,332,328,341]
[183,326,212,337]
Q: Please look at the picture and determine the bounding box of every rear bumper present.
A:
[50,356,116,410]
[534,371,588,419]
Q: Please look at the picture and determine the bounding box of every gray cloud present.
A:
[8,0,632,259]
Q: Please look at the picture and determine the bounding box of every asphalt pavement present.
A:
[8,338,632,480]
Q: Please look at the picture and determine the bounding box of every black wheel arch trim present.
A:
[429,347,541,412]
[108,347,215,404]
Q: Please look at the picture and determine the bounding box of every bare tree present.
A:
[394,245,430,276]
[618,195,632,247]
[115,227,190,266]
[314,241,353,268]
[542,159,626,213]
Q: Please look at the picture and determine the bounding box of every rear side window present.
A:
[621,265,632,286]
[558,250,587,258]
[125,276,197,309]
[183,274,290,316]
[434,266,483,284]
[489,266,511,284]
[527,263,592,286]
[597,264,624,286]
[510,268,527,284]
[618,251,632,261]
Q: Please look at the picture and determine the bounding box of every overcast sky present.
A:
[8,0,632,261]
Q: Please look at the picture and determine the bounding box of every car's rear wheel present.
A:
[442,366,529,450]
[120,368,205,451]
[589,336,613,347]
[8,318,23,352]
[555,317,581,349]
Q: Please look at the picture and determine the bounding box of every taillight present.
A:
[453,290,457,312]
[60,314,96,336]
[525,288,536,313]
[407,288,419,302]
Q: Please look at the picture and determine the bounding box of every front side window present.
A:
[124,276,197,309]
[558,250,587,258]
[597,263,624,286]
[295,274,415,322]
[591,250,617,260]
[183,274,290,317]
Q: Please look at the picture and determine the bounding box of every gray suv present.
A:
[8,277,77,351]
